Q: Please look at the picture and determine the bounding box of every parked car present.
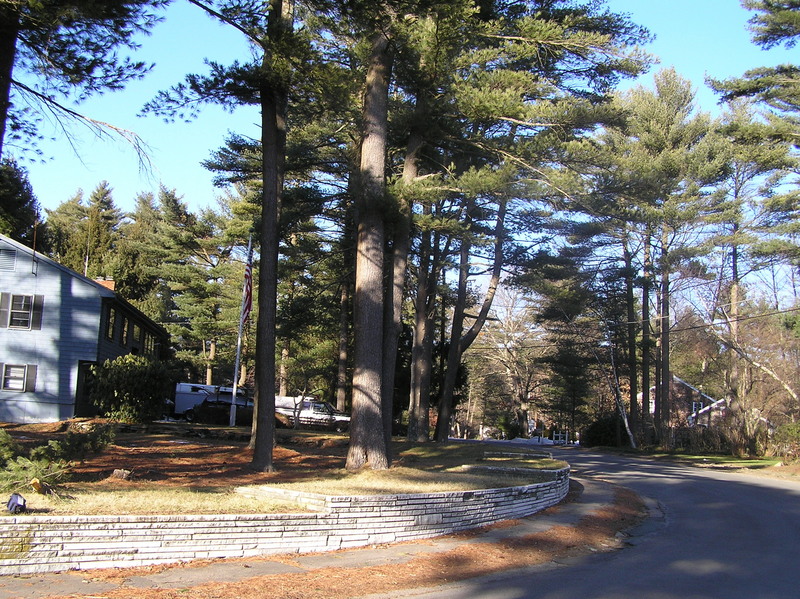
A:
[274,396,350,432]
[173,383,251,416]
[173,383,252,425]
[187,399,253,426]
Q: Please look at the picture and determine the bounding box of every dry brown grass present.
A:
[19,483,307,516]
[239,464,554,497]
[1,421,566,516]
[0,422,649,599]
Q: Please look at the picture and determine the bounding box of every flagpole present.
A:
[230,235,253,427]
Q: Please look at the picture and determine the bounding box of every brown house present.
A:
[647,375,728,429]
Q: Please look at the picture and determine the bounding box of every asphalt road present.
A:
[371,445,800,599]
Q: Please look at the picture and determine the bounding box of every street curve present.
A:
[368,445,800,599]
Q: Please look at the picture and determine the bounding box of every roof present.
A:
[0,234,168,339]
[672,375,719,405]
[1,233,116,298]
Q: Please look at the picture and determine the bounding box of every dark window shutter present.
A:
[24,365,37,392]
[0,293,8,328]
[30,295,44,330]
[0,363,4,387]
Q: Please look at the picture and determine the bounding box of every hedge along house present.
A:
[0,234,169,423]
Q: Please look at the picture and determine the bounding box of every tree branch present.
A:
[187,0,266,48]
[707,318,800,404]
[12,78,153,173]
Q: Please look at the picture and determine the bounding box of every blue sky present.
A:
[11,0,798,215]
[16,1,259,214]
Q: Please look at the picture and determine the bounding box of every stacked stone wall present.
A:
[1,467,569,575]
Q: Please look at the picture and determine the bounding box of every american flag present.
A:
[241,240,254,325]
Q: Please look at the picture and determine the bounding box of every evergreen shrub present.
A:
[90,355,173,423]
[772,422,800,460]
[0,429,22,465]
[28,422,115,462]
[580,414,630,448]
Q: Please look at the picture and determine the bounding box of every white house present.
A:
[0,234,168,423]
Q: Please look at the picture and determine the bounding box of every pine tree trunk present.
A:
[348,203,388,470]
[335,280,349,413]
[346,29,392,471]
[623,235,638,437]
[381,175,413,449]
[252,89,279,470]
[384,107,422,445]
[730,225,741,406]
[654,286,662,442]
[641,230,652,442]
[409,219,433,442]
[252,0,291,472]
[729,226,748,453]
[206,339,216,385]
[659,230,671,443]
[239,359,248,390]
[278,340,289,396]
[434,236,470,441]
[435,198,506,442]
[336,197,357,413]
[0,5,19,157]
[381,207,409,451]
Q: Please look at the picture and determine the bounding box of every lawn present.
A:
[645,450,787,470]
[0,420,567,516]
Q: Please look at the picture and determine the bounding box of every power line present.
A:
[470,305,800,352]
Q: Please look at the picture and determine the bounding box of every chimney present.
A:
[95,278,116,291]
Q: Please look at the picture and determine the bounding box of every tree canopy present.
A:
[0,0,167,157]
[14,0,800,460]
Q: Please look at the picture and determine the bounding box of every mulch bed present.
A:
[1,419,648,599]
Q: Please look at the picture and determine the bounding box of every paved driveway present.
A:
[372,445,800,599]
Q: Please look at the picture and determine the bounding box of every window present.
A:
[1,364,36,392]
[0,293,43,330]
[692,401,704,414]
[144,332,155,356]
[9,295,33,328]
[105,307,117,341]
[121,317,129,345]
[2,365,25,391]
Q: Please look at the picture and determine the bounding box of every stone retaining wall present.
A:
[0,467,569,576]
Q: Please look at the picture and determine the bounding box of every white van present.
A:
[274,395,350,432]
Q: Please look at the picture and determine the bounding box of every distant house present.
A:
[643,375,729,428]
[0,234,169,423]
[671,376,728,427]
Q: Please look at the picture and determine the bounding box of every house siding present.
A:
[0,236,168,423]
[96,299,166,363]
[0,244,107,423]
